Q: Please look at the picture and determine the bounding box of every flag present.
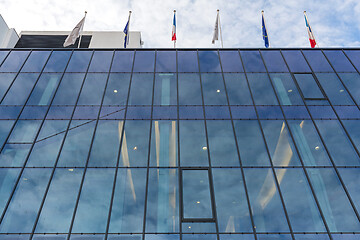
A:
[262,11,269,48]
[63,14,86,47]
[304,12,317,48]
[124,12,131,48]
[212,11,219,44]
[172,11,176,41]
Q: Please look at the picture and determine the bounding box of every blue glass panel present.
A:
[257,234,292,240]
[307,106,336,119]
[77,73,107,105]
[338,73,360,105]
[109,235,142,240]
[0,235,30,240]
[303,50,333,72]
[145,234,179,240]
[179,106,204,119]
[270,73,304,105]
[133,51,155,72]
[344,50,360,71]
[305,100,329,106]
[219,51,243,72]
[182,234,217,240]
[66,51,92,72]
[100,106,126,119]
[343,120,360,152]
[230,106,257,119]
[27,73,62,105]
[0,106,21,119]
[21,51,50,72]
[288,120,332,166]
[234,120,270,166]
[0,51,29,72]
[0,169,20,217]
[307,168,360,232]
[180,120,208,166]
[0,120,15,148]
[323,50,356,72]
[261,51,288,72]
[240,51,266,72]
[213,168,252,232]
[119,120,150,167]
[338,169,360,214]
[8,120,42,143]
[178,51,198,72]
[205,106,230,119]
[178,73,202,105]
[1,73,39,105]
[35,168,83,233]
[111,51,134,72]
[20,106,47,120]
[201,73,227,105]
[156,51,176,72]
[70,235,104,240]
[334,106,360,119]
[199,51,221,72]
[282,50,311,72]
[315,120,360,166]
[154,73,177,105]
[152,106,177,119]
[46,106,74,119]
[261,120,301,166]
[72,168,114,233]
[88,120,123,167]
[0,144,31,167]
[88,51,113,72]
[37,119,68,140]
[244,168,290,232]
[0,51,8,65]
[224,73,252,105]
[103,73,130,105]
[109,168,147,233]
[294,234,330,240]
[73,106,100,119]
[182,222,216,233]
[331,234,360,240]
[128,73,154,105]
[220,234,254,240]
[0,169,51,233]
[0,73,16,101]
[52,73,85,105]
[126,106,151,119]
[145,169,179,232]
[293,74,324,99]
[33,235,67,240]
[247,73,278,105]
[257,106,283,119]
[282,106,310,119]
[43,51,71,72]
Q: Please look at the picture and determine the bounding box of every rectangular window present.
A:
[201,73,227,105]
[270,73,304,105]
[88,51,113,72]
[0,51,29,73]
[261,50,288,72]
[66,51,92,72]
[43,51,72,73]
[153,73,177,105]
[224,73,253,105]
[247,73,278,105]
[21,51,51,72]
[128,73,154,105]
[178,51,198,72]
[293,74,325,100]
[156,51,176,72]
[199,51,221,72]
[27,73,62,105]
[77,73,108,105]
[282,50,311,73]
[240,51,266,72]
[111,51,134,72]
[178,73,202,105]
[52,73,86,105]
[219,51,243,72]
[133,51,155,72]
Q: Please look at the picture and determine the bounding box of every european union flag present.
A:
[123,20,129,48]
[262,12,269,48]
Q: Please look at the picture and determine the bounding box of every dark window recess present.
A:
[15,35,92,48]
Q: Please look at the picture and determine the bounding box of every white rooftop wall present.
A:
[0,15,19,48]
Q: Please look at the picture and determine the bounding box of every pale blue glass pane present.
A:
[154,73,176,105]
[0,168,21,216]
[0,51,29,72]
[70,235,104,240]
[0,235,30,240]
[338,168,360,214]
[234,120,270,166]
[109,235,142,240]
[276,168,325,232]
[182,222,216,233]
[27,73,62,105]
[66,51,92,72]
[52,73,85,105]
[88,120,123,167]
[240,51,266,72]
[156,51,176,72]
[257,234,292,240]
[0,73,16,101]
[220,234,254,240]
[0,51,8,65]
[111,51,134,72]
[57,120,96,167]
[0,120,15,148]
[307,168,360,232]
[145,169,179,232]
[103,73,130,105]
[179,120,209,166]
[324,50,356,72]
[145,234,179,240]
[88,51,113,72]
[149,120,177,167]
[0,169,51,233]
[338,73,360,105]
[1,73,39,105]
[182,234,217,240]
[119,120,150,167]
[77,73,108,105]
[261,120,301,166]
[128,73,154,105]
[282,50,311,72]
[201,73,227,105]
[294,234,330,240]
[72,168,114,233]
[207,120,239,166]
[247,73,278,105]
[316,73,354,105]
[294,74,324,99]
[244,168,289,232]
[35,168,83,233]
[261,51,288,72]
[21,51,50,72]
[33,235,67,240]
[303,50,333,72]
[109,168,147,233]
[8,120,42,143]
[315,120,360,166]
[331,234,360,240]
[182,170,213,219]
[43,51,71,72]
[0,144,31,167]
[133,51,155,72]
[37,120,68,140]
[219,51,243,72]
[178,51,198,72]
[344,50,360,71]
[343,120,360,152]
[199,51,221,72]
[213,168,252,232]
[178,73,202,105]
[224,73,252,105]
[270,73,303,105]
[288,120,331,166]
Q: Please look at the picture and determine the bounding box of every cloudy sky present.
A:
[0,0,360,48]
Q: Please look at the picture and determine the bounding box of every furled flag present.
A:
[212,10,220,44]
[304,11,317,48]
[262,11,270,48]
[124,11,132,48]
[63,12,87,47]
[172,10,177,42]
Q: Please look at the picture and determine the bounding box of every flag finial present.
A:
[174,10,176,12]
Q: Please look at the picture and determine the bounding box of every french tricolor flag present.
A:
[172,10,176,42]
[304,11,317,48]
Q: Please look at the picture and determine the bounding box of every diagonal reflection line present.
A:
[35,106,126,143]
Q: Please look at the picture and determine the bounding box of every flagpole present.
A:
[262,10,270,48]
[78,11,87,49]
[174,10,176,48]
[304,11,319,48]
[127,11,132,47]
[218,9,224,48]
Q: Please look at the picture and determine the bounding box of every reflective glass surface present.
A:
[219,51,243,72]
[224,73,252,105]
[247,73,278,105]
[240,51,266,72]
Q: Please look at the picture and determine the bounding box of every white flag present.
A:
[63,16,86,47]
[212,12,219,44]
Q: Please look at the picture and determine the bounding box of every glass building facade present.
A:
[0,49,359,240]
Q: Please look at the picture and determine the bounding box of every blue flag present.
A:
[262,13,269,48]
[123,20,129,48]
